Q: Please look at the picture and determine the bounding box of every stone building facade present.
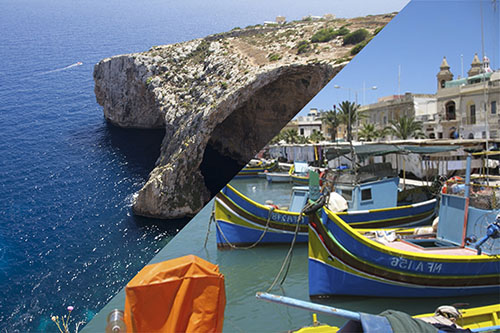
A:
[296,108,323,137]
[355,54,499,140]
[434,54,499,140]
[357,93,437,140]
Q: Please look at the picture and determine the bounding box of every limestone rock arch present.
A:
[132,63,343,219]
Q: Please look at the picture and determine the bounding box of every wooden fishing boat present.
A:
[308,154,500,297]
[215,184,310,247]
[214,165,437,248]
[291,173,309,185]
[263,172,291,183]
[290,161,309,185]
[235,159,277,178]
[257,293,500,332]
[415,303,500,331]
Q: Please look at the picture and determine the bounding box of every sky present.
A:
[299,0,500,115]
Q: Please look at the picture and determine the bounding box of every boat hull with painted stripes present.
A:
[215,185,309,247]
[291,173,309,185]
[235,161,278,178]
[264,172,291,183]
[215,185,437,247]
[308,206,500,297]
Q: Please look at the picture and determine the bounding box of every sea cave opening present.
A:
[199,64,341,196]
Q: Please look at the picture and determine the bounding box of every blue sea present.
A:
[0,0,371,331]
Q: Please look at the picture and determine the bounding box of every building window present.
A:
[492,101,497,115]
[429,133,436,139]
[445,101,456,120]
[341,189,352,201]
[438,132,443,139]
[470,104,476,124]
[361,188,372,201]
[441,80,446,88]
[300,128,304,135]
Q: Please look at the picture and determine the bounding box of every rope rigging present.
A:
[205,203,276,250]
[205,192,326,291]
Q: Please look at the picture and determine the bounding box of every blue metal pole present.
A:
[255,292,362,321]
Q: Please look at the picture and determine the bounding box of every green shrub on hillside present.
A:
[311,26,351,43]
[343,29,369,45]
[336,26,350,35]
[311,28,337,43]
[268,53,282,61]
[350,39,370,55]
[296,40,311,54]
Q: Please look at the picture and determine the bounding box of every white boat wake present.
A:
[38,62,83,75]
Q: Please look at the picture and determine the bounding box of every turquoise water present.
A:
[86,177,499,332]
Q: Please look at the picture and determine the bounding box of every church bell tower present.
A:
[437,56,453,91]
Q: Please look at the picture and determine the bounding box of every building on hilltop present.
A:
[275,16,286,24]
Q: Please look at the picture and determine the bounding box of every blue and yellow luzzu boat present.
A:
[214,184,310,247]
[308,154,500,298]
[234,159,277,178]
[289,161,309,185]
[215,164,437,248]
[291,173,309,185]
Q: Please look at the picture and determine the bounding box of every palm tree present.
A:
[296,135,309,144]
[280,129,308,144]
[309,130,325,143]
[320,109,339,142]
[281,129,298,143]
[269,131,283,144]
[375,127,391,141]
[337,101,361,141]
[388,115,426,140]
[358,123,377,142]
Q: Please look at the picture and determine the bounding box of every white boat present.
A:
[263,172,291,183]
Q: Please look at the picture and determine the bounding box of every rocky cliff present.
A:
[94,14,394,219]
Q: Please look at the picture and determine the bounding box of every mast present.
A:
[480,0,490,181]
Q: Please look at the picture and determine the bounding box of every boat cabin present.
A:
[293,161,309,176]
[404,155,500,255]
[333,163,399,211]
[288,186,309,212]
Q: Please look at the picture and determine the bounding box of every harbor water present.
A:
[85,177,498,332]
[1,1,393,331]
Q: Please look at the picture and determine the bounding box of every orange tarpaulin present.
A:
[124,255,226,332]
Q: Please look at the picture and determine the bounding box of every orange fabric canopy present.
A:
[124,255,226,332]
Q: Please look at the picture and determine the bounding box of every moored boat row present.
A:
[214,150,499,304]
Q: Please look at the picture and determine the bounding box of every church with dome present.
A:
[357,53,499,141]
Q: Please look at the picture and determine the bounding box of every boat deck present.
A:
[374,238,479,255]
